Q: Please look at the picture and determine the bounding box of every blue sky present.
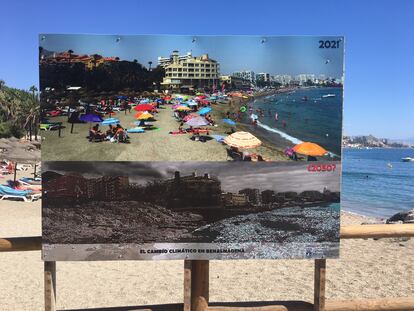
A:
[39,34,344,78]
[0,0,413,139]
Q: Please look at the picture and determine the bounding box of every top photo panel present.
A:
[39,35,344,162]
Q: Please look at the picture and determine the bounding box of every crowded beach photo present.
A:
[39,35,344,161]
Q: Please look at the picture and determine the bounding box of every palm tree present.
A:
[148,61,152,71]
[29,85,38,98]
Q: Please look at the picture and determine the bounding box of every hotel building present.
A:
[158,50,220,91]
[232,70,256,85]
[220,75,251,90]
[255,72,271,83]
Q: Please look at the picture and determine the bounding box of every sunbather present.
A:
[113,124,128,143]
[89,124,105,141]
[106,125,115,140]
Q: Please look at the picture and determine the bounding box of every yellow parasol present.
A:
[175,105,191,111]
[292,142,327,157]
[136,112,154,120]
[224,131,262,149]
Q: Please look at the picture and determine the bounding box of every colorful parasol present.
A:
[185,116,209,127]
[136,112,154,120]
[134,104,155,112]
[224,131,262,149]
[292,142,327,157]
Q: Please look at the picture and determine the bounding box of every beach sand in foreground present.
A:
[0,186,413,310]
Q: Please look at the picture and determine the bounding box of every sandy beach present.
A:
[41,96,290,162]
[0,175,413,310]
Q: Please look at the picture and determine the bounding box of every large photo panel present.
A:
[42,161,341,261]
[40,34,344,261]
[39,35,344,162]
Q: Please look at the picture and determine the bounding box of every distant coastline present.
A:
[343,135,413,149]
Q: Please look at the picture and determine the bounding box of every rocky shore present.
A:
[43,189,340,245]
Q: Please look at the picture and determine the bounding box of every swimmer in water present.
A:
[274,112,279,121]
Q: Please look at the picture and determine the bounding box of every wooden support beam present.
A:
[207,302,288,310]
[184,260,192,311]
[0,224,413,253]
[314,259,326,311]
[0,236,42,252]
[44,261,56,311]
[325,297,414,311]
[340,224,414,239]
[191,260,209,311]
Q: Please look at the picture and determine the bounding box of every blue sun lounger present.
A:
[0,185,35,202]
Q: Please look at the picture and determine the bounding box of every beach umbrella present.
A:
[79,114,103,123]
[224,131,262,149]
[198,99,210,105]
[101,118,120,125]
[185,116,209,127]
[134,104,154,111]
[222,118,236,126]
[173,103,188,109]
[183,114,197,122]
[134,111,143,118]
[198,107,212,115]
[292,142,327,157]
[250,114,258,120]
[136,112,154,120]
[175,105,191,111]
[186,100,198,106]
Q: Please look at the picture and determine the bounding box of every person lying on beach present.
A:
[9,180,41,193]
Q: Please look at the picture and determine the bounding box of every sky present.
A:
[39,34,344,79]
[0,0,413,138]
[43,161,341,193]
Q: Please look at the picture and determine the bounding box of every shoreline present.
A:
[238,87,342,158]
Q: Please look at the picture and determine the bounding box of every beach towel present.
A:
[169,131,187,135]
[127,127,145,133]
[211,135,226,143]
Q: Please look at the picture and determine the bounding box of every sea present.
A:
[342,148,414,218]
[248,87,343,155]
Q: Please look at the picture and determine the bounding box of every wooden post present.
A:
[58,126,62,137]
[44,261,56,311]
[13,163,17,182]
[191,260,209,311]
[70,123,74,134]
[314,259,326,311]
[184,260,192,311]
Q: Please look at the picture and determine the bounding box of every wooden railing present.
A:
[1,224,414,311]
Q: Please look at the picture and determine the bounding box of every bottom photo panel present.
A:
[42,161,341,261]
